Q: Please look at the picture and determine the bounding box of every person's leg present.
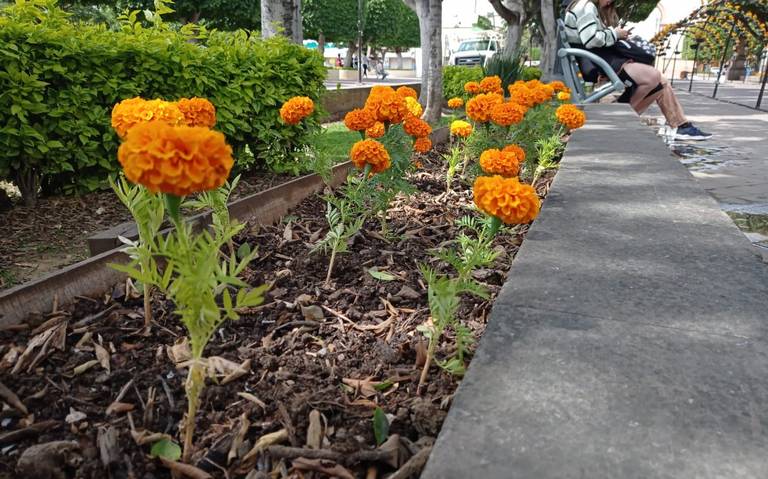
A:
[655,81,688,128]
[622,63,686,128]
[622,62,711,140]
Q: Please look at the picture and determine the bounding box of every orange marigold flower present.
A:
[556,104,586,130]
[366,89,408,124]
[450,120,473,138]
[112,98,186,139]
[549,80,568,92]
[413,137,432,153]
[479,149,520,177]
[531,84,555,105]
[502,144,526,163]
[464,81,482,95]
[526,79,543,89]
[473,175,540,225]
[366,121,385,138]
[280,96,315,125]
[447,97,464,109]
[118,122,234,197]
[404,117,432,138]
[344,108,377,131]
[480,75,502,93]
[177,97,217,128]
[370,85,396,97]
[490,102,527,127]
[350,139,391,173]
[405,96,423,118]
[466,93,504,123]
[509,85,536,108]
[396,86,418,99]
[557,91,572,101]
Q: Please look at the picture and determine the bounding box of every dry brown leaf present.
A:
[12,321,68,374]
[291,457,355,479]
[342,377,384,398]
[74,332,93,350]
[242,428,288,463]
[167,338,191,365]
[283,222,293,241]
[93,342,111,373]
[105,401,135,415]
[305,410,324,449]
[221,359,251,385]
[158,458,212,479]
[73,359,100,375]
[0,346,22,370]
[227,413,250,465]
[0,381,28,415]
[65,408,86,424]
[237,392,267,410]
[130,429,173,446]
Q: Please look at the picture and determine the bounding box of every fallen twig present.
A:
[0,381,28,415]
[0,420,59,446]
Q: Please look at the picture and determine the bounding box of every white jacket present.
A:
[564,0,619,49]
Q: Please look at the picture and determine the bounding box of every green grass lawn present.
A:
[312,122,360,164]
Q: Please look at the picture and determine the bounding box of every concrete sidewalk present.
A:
[422,105,768,479]
[662,89,768,213]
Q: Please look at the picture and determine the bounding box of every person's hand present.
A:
[616,28,630,40]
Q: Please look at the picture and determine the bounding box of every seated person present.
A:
[565,0,712,140]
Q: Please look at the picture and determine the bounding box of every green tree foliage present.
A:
[62,0,261,30]
[615,0,660,23]
[365,0,419,50]
[303,0,357,45]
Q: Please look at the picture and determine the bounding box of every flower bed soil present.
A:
[0,172,295,291]
[0,149,555,479]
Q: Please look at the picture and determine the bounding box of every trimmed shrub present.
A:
[0,1,325,204]
[442,66,484,101]
[521,66,543,81]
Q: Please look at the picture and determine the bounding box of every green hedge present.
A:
[442,66,484,101]
[521,66,543,81]
[0,2,326,203]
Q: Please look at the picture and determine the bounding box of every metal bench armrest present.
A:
[558,48,626,103]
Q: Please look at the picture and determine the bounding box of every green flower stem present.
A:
[164,194,183,227]
[485,216,503,240]
[182,360,205,463]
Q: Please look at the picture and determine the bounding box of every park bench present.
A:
[557,19,626,104]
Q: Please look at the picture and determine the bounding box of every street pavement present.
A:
[666,77,767,112]
[324,76,420,90]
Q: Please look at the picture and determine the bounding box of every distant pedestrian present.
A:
[363,56,369,77]
[336,54,343,68]
[375,60,388,80]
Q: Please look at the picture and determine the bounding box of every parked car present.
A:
[448,37,501,67]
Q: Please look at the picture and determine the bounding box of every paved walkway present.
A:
[422,105,768,478]
[659,89,768,211]
[666,78,767,112]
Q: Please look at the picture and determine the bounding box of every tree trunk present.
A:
[395,48,404,70]
[489,0,527,57]
[538,0,557,80]
[415,1,431,104]
[318,31,325,58]
[728,40,747,81]
[261,0,303,43]
[15,167,39,208]
[423,0,443,123]
[345,41,356,68]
